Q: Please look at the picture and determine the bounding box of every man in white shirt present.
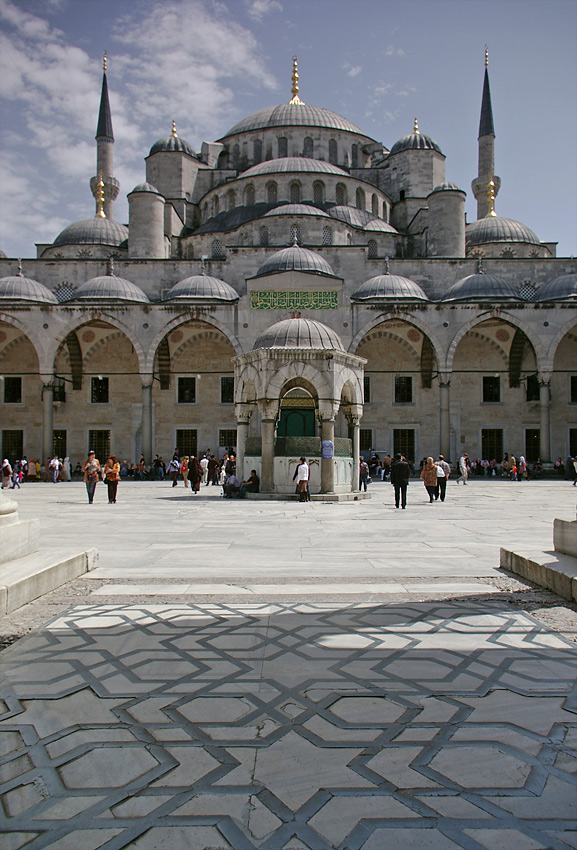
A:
[200,454,209,484]
[295,457,310,502]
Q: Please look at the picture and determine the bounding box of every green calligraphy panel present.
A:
[251,291,339,309]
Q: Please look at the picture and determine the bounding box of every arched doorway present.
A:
[277,388,316,437]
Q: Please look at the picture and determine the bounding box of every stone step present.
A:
[0,548,98,614]
[500,546,577,602]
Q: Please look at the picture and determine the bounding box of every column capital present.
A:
[235,402,254,423]
[438,372,452,387]
[141,373,154,389]
[258,398,279,421]
[538,373,552,385]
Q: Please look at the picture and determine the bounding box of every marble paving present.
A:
[1,600,577,849]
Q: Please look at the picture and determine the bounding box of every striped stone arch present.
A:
[146,315,243,374]
[544,316,577,375]
[47,313,147,375]
[349,311,445,368]
[170,328,235,369]
[356,327,422,367]
[265,361,333,403]
[83,330,136,370]
[457,330,510,364]
[446,310,545,374]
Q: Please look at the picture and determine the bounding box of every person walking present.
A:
[456,453,469,485]
[103,454,120,503]
[188,454,202,494]
[390,452,411,509]
[294,457,310,502]
[435,455,451,501]
[359,458,369,492]
[167,454,180,486]
[1,459,12,489]
[420,457,438,503]
[82,450,101,504]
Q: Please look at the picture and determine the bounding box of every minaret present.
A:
[90,53,119,218]
[471,47,501,219]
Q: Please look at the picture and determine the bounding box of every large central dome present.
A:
[220,103,370,139]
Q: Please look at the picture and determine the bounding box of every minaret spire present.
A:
[471,46,501,220]
[90,52,119,218]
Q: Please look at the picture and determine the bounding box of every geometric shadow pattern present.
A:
[1,601,576,849]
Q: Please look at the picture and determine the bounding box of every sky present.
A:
[0,0,575,259]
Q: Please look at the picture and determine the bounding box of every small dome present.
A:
[0,273,57,304]
[264,204,330,219]
[466,216,540,247]
[0,250,7,259]
[535,272,577,302]
[364,218,398,233]
[129,182,161,195]
[352,273,429,302]
[429,182,464,195]
[254,317,344,351]
[164,274,238,302]
[255,245,336,278]
[149,135,196,158]
[72,274,149,303]
[389,130,443,156]
[53,217,128,248]
[242,157,347,179]
[442,272,519,302]
[221,104,369,138]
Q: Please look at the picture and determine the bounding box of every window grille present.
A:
[290,182,301,203]
[219,430,237,449]
[394,376,412,404]
[212,239,225,260]
[322,226,332,246]
[91,377,109,404]
[481,428,503,461]
[259,226,269,246]
[245,185,255,206]
[393,429,415,463]
[336,183,346,205]
[253,139,262,163]
[4,377,21,404]
[176,429,197,457]
[53,430,67,458]
[278,137,288,157]
[368,239,378,259]
[356,188,365,210]
[221,377,234,404]
[303,137,313,157]
[360,429,373,451]
[267,182,278,204]
[483,376,500,403]
[1,430,23,462]
[178,377,196,404]
[88,430,110,461]
[290,224,301,245]
[363,376,371,403]
[313,181,324,205]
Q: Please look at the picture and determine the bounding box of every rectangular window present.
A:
[2,430,23,462]
[360,429,373,452]
[483,376,500,403]
[91,377,109,404]
[4,377,22,404]
[525,429,540,463]
[481,428,503,461]
[363,376,371,404]
[571,376,577,404]
[219,430,237,450]
[570,429,577,458]
[53,378,66,403]
[53,430,67,459]
[178,377,196,404]
[394,376,412,404]
[88,430,110,461]
[221,376,234,404]
[393,429,415,463]
[526,374,540,402]
[176,429,197,457]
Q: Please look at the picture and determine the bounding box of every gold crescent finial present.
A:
[486,178,497,217]
[103,52,107,72]
[413,117,419,134]
[172,120,177,137]
[96,171,106,218]
[17,259,23,277]
[485,45,489,67]
[289,55,304,105]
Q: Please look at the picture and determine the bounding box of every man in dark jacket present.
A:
[390,452,411,509]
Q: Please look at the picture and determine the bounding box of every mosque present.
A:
[0,54,575,494]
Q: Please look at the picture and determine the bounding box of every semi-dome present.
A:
[352,273,429,302]
[221,104,369,138]
[535,272,577,302]
[242,158,348,179]
[164,274,238,302]
[53,216,129,248]
[72,273,149,303]
[129,182,161,194]
[429,182,464,194]
[264,204,330,218]
[149,134,196,158]
[0,273,57,304]
[466,216,540,247]
[255,245,336,278]
[253,317,344,351]
[327,205,397,232]
[389,124,443,156]
[364,218,398,233]
[442,272,520,302]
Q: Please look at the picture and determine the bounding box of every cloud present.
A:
[345,65,362,78]
[245,0,282,20]
[384,45,405,57]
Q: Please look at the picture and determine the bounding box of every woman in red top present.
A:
[103,455,120,503]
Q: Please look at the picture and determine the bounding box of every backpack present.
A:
[436,463,446,478]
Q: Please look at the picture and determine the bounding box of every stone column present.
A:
[439,376,451,461]
[41,378,54,466]
[539,378,551,464]
[260,419,276,493]
[352,418,360,493]
[235,404,252,481]
[141,376,153,464]
[320,417,336,494]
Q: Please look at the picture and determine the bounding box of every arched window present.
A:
[303,136,314,158]
[245,184,255,206]
[322,226,333,246]
[368,239,378,259]
[212,195,220,216]
[335,183,346,205]
[290,224,301,244]
[232,144,240,168]
[290,181,301,204]
[212,239,225,259]
[383,201,388,221]
[356,188,365,210]
[267,181,278,205]
[328,139,337,164]
[259,226,269,246]
[278,136,288,157]
[313,181,325,205]
[203,202,208,220]
[253,139,262,163]
[346,233,352,245]
[351,144,358,168]
[227,189,235,211]
[372,194,379,216]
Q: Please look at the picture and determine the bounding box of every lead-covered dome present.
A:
[429,182,464,194]
[327,206,398,233]
[389,126,443,156]
[466,216,540,247]
[264,204,330,219]
[129,182,161,195]
[163,274,238,302]
[442,272,519,302]
[221,104,368,138]
[242,158,347,179]
[254,318,344,351]
[53,216,128,248]
[535,272,577,302]
[149,134,196,158]
[0,273,57,304]
[255,245,336,278]
[352,273,429,302]
[71,273,149,303]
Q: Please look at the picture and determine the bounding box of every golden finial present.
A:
[172,120,177,138]
[486,179,497,217]
[413,117,419,134]
[17,259,23,277]
[485,45,489,67]
[384,256,390,274]
[103,52,107,72]
[96,171,106,218]
[289,56,304,105]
